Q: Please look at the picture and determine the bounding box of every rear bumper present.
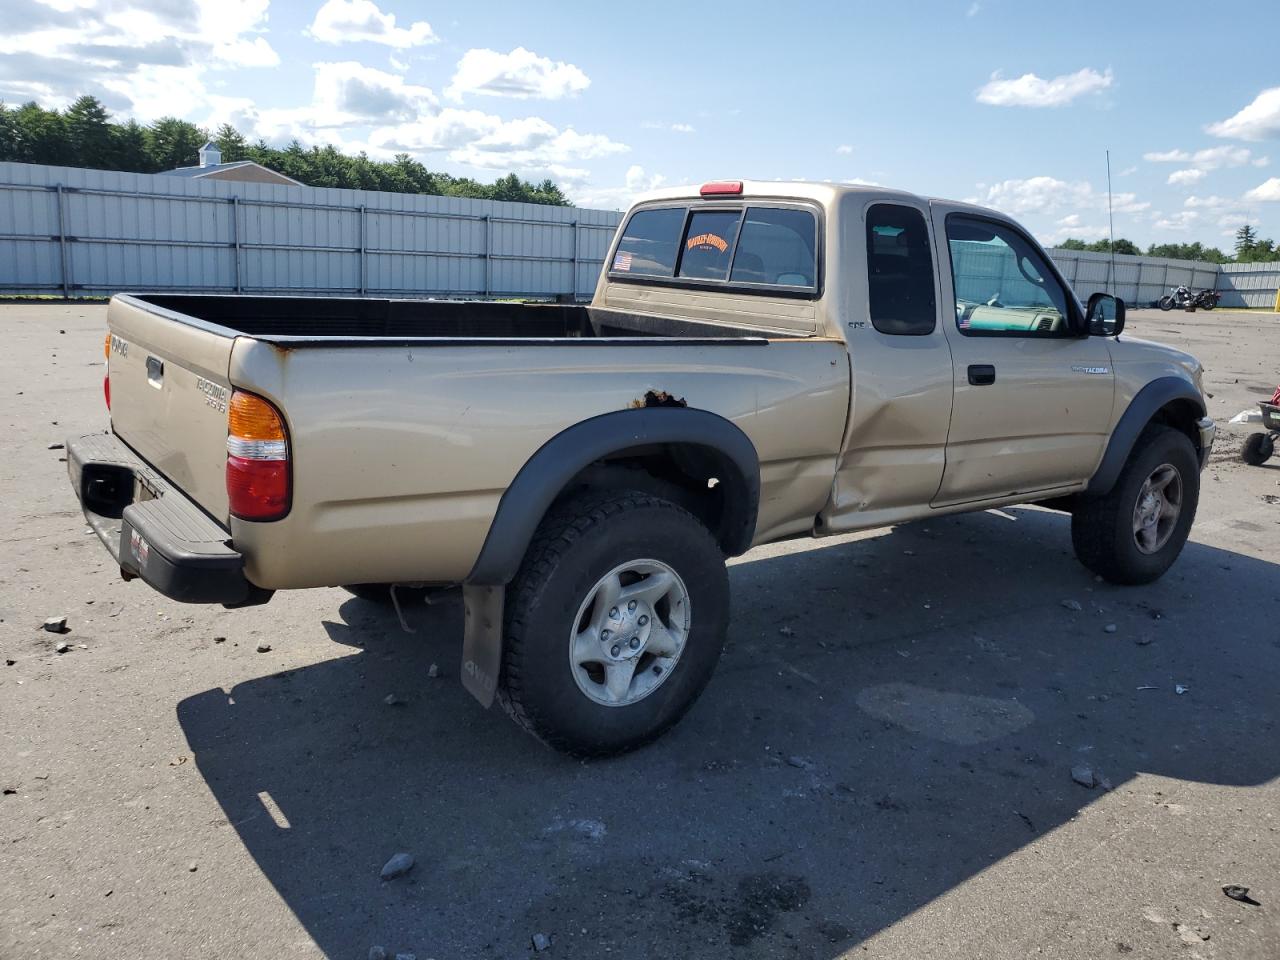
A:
[1196,416,1216,470]
[67,432,272,606]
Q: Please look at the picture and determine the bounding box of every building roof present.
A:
[159,160,302,186]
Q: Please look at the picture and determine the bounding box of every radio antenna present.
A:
[1106,149,1117,296]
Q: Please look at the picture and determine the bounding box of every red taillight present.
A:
[104,375,110,410]
[226,455,289,520]
[226,390,290,521]
[700,180,743,196]
[103,332,111,411]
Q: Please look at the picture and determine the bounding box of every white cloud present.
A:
[1183,195,1234,209]
[836,144,853,155]
[1040,214,1112,246]
[311,61,437,124]
[642,120,696,134]
[1207,87,1280,142]
[1167,168,1206,186]
[445,46,588,101]
[1153,211,1199,231]
[1117,165,1138,176]
[0,0,278,118]
[1244,177,1280,202]
[571,165,666,210]
[980,176,1148,216]
[368,109,628,171]
[307,0,437,48]
[1143,145,1260,170]
[976,67,1112,108]
[966,2,981,16]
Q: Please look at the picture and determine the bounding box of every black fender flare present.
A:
[1087,376,1205,496]
[465,407,761,586]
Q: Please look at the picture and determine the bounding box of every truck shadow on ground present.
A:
[177,507,1280,959]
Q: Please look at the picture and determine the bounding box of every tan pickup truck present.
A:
[69,180,1216,755]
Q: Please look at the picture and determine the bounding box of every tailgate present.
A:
[106,296,234,522]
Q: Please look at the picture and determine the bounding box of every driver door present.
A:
[930,204,1115,506]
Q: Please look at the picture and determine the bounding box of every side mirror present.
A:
[1086,292,1125,337]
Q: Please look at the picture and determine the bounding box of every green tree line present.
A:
[1056,224,1279,264]
[0,95,570,206]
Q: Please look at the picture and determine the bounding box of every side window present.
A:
[947,217,1072,335]
[611,207,686,278]
[678,210,742,280]
[730,207,817,288]
[865,204,936,335]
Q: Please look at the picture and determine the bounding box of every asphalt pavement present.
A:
[1,303,1277,959]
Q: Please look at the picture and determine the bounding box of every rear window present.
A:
[679,210,742,280]
[730,208,816,287]
[611,207,685,277]
[610,203,818,291]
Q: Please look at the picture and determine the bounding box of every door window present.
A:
[866,204,936,335]
[947,217,1073,335]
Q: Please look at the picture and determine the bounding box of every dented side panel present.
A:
[227,336,849,589]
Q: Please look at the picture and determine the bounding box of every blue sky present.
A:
[3,0,1279,249]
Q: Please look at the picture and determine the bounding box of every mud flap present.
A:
[461,584,504,708]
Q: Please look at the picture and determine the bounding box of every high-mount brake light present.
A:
[226,390,290,521]
[699,181,743,197]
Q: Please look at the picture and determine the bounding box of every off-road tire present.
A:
[1241,432,1274,465]
[498,490,729,757]
[1071,425,1200,585]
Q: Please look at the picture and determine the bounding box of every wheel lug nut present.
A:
[629,636,640,649]
[601,629,611,641]
[609,607,619,619]
[627,600,637,612]
[638,615,648,626]
[653,665,663,675]
[610,644,621,657]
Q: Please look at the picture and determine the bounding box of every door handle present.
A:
[967,364,996,386]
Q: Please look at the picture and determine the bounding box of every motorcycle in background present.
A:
[1158,285,1219,310]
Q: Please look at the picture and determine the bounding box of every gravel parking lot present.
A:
[2,303,1278,960]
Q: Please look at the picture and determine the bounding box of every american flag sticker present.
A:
[613,251,633,271]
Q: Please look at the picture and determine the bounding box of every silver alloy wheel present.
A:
[568,559,691,707]
[1132,462,1182,554]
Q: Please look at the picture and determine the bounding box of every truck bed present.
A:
[103,292,849,590]
[131,294,786,343]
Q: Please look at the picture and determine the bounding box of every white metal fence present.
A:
[1,161,1277,309]
[1216,261,1280,309]
[0,162,623,300]
[1045,248,1223,307]
[1046,248,1278,309]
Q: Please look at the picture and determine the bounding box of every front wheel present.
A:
[1241,432,1275,465]
[1071,425,1200,585]
[499,490,729,756]
[1158,295,1174,311]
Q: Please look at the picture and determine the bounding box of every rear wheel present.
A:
[1241,432,1275,465]
[1158,295,1174,311]
[1072,425,1199,584]
[499,490,729,757]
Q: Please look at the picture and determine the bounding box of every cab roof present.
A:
[632,179,987,216]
